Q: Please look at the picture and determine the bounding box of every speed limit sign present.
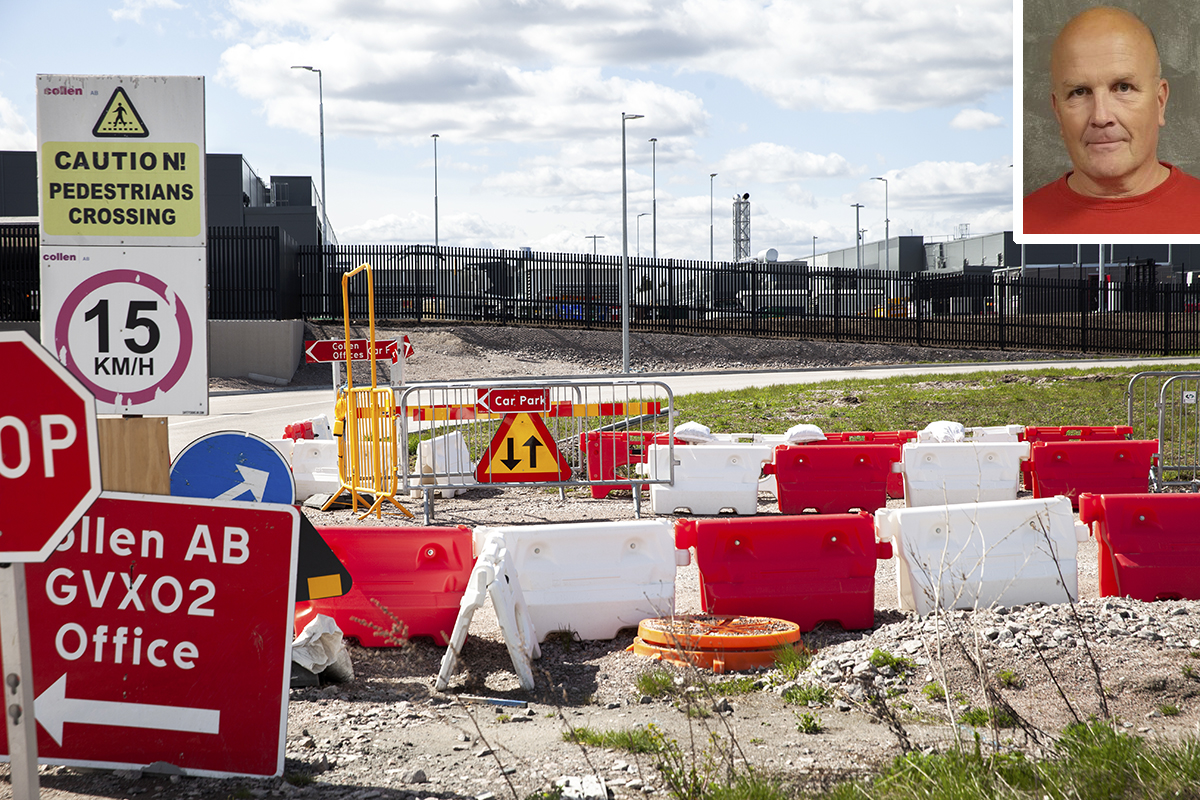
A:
[39,246,207,415]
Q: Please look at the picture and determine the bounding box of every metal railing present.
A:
[1127,371,1200,491]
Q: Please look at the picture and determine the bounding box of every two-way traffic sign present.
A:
[475,413,571,483]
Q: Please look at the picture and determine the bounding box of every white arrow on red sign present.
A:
[477,387,551,414]
[37,674,221,746]
[304,339,398,364]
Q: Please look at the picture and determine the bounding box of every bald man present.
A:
[1024,6,1200,234]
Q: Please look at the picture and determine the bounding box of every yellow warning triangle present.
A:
[92,87,149,138]
[476,413,571,483]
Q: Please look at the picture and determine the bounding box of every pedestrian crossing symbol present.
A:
[476,413,571,483]
[92,87,149,138]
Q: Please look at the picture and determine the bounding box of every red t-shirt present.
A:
[1023,163,1200,234]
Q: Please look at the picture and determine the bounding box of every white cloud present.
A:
[950,109,1006,130]
[0,94,34,150]
[341,211,521,248]
[875,160,1013,212]
[719,143,856,184]
[110,0,184,25]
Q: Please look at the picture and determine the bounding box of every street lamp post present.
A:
[850,203,864,271]
[812,235,817,264]
[649,138,657,259]
[636,213,649,257]
[291,66,327,245]
[432,133,440,249]
[586,235,604,255]
[621,112,643,375]
[709,173,717,263]
[872,176,889,271]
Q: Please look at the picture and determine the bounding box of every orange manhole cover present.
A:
[637,614,801,650]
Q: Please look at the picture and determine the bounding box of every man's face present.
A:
[1050,13,1168,196]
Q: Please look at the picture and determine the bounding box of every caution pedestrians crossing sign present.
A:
[92,87,148,137]
[475,413,571,483]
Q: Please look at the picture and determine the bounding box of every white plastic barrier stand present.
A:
[876,495,1087,616]
[645,443,775,515]
[916,424,1025,443]
[410,431,477,499]
[703,434,788,498]
[473,520,689,642]
[898,441,1030,507]
[437,535,540,692]
[290,439,341,502]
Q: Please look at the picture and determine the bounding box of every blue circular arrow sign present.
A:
[170,431,295,504]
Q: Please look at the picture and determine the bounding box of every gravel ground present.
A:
[16,326,1198,800]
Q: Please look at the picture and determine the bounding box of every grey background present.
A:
[1023,0,1200,197]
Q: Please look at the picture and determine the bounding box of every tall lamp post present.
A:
[649,138,658,259]
[291,66,327,245]
[709,173,717,263]
[850,203,864,271]
[812,235,817,264]
[621,112,643,375]
[636,212,649,257]
[872,176,889,271]
[586,235,604,255]
[432,133,440,248]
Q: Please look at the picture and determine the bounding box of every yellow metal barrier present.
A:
[322,262,412,519]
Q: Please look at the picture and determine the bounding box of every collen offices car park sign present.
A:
[0,493,300,777]
[0,331,100,561]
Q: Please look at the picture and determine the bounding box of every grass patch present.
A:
[774,642,813,681]
[782,683,833,706]
[636,668,676,698]
[869,648,916,676]
[995,668,1025,689]
[1160,703,1182,717]
[795,711,824,734]
[921,682,946,702]
[958,707,1018,729]
[710,675,759,695]
[563,726,662,754]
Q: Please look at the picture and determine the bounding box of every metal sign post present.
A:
[0,564,38,800]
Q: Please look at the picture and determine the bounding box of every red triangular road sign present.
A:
[475,413,571,483]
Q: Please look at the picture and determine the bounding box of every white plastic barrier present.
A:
[473,520,689,642]
[704,434,788,498]
[898,441,1030,507]
[876,496,1087,616]
[437,536,539,691]
[409,431,476,499]
[290,439,341,502]
[916,424,1024,443]
[645,443,775,515]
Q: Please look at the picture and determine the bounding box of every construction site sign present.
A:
[476,413,571,483]
[37,75,206,247]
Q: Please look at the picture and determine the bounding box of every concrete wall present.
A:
[209,319,304,381]
[1023,1,1200,196]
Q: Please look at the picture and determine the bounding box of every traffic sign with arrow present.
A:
[475,413,571,483]
[169,431,295,504]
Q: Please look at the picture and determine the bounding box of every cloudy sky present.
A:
[0,0,1014,261]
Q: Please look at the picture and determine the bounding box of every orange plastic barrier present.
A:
[294,525,474,646]
[812,431,917,498]
[580,431,675,499]
[1022,439,1157,509]
[674,514,891,632]
[764,442,902,514]
[1079,493,1200,601]
[629,615,803,674]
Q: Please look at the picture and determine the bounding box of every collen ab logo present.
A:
[92,87,148,138]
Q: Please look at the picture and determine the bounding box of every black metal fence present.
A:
[299,244,1200,356]
[6,228,1200,356]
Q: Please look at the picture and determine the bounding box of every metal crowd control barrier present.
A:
[397,380,675,523]
[1126,371,1200,491]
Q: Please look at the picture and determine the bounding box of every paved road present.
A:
[166,355,1200,458]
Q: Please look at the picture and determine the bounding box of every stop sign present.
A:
[0,331,100,561]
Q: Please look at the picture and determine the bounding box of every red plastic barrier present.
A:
[294,526,474,646]
[1022,439,1157,509]
[675,514,892,631]
[765,442,903,514]
[1024,425,1133,442]
[1079,493,1200,601]
[810,431,917,498]
[580,431,675,499]
[284,420,315,440]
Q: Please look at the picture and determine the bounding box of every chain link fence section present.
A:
[397,380,675,522]
[1127,371,1200,491]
